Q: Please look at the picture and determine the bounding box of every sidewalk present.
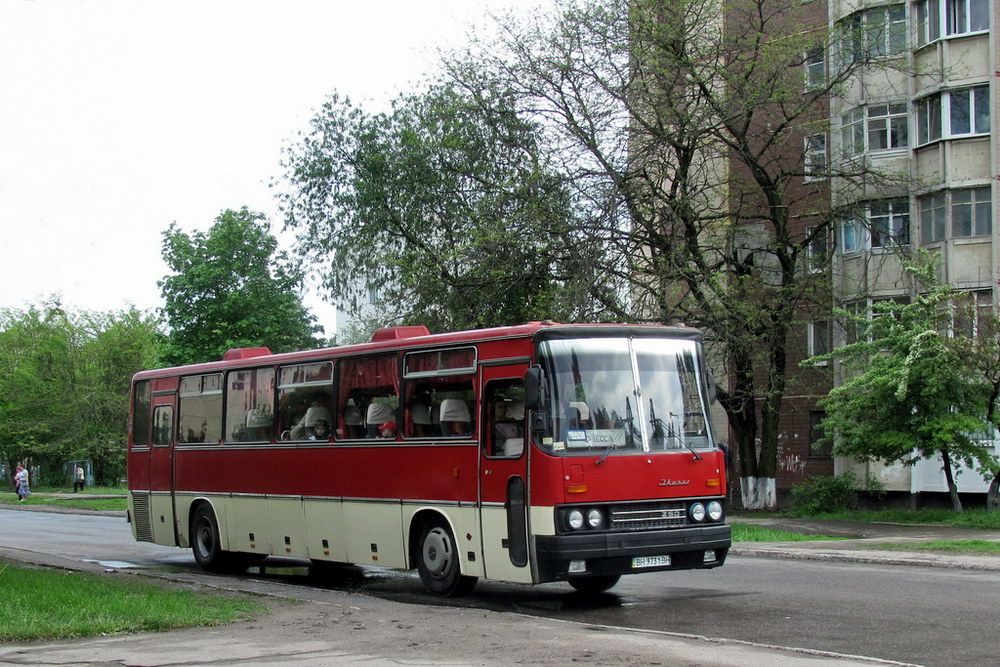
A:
[729,516,1000,572]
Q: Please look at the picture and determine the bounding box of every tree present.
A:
[442,0,912,507]
[0,301,162,485]
[812,257,999,512]
[278,85,597,332]
[159,208,322,365]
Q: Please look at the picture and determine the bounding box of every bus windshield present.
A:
[535,337,714,457]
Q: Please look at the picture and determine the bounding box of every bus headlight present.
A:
[707,501,724,522]
[689,502,706,522]
[567,509,585,530]
[586,508,604,529]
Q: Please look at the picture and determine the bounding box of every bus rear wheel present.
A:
[191,504,239,573]
[568,574,621,594]
[416,518,477,596]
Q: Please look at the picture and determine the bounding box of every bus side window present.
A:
[337,355,399,441]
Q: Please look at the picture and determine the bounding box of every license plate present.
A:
[632,555,671,568]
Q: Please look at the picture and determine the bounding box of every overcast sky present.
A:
[0,0,547,331]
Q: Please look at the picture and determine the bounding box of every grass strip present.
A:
[862,540,1000,555]
[0,493,126,512]
[732,524,844,542]
[0,562,265,642]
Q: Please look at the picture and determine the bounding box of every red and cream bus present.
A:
[127,322,730,595]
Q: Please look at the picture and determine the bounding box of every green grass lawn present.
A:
[0,561,266,642]
[731,524,844,542]
[863,540,1000,555]
[0,492,126,512]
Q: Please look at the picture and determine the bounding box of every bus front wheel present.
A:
[191,504,237,573]
[416,518,477,596]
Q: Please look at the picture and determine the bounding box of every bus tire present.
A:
[190,504,237,573]
[568,574,621,594]
[416,518,477,596]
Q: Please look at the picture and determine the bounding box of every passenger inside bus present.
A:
[494,401,524,456]
[366,402,395,438]
[440,398,472,436]
[409,402,433,437]
[309,419,330,440]
[340,403,363,439]
[378,420,397,438]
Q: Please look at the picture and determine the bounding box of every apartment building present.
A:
[793,0,997,500]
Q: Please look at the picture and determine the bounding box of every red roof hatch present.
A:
[222,347,272,361]
[370,326,431,342]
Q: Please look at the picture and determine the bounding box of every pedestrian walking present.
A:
[14,465,30,501]
[73,465,86,492]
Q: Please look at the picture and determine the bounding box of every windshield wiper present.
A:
[597,396,634,465]
[662,408,703,461]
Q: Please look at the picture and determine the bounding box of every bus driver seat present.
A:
[440,399,472,436]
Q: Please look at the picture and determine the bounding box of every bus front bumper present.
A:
[533,524,731,583]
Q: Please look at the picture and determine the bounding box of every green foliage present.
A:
[808,254,1000,509]
[159,208,323,365]
[787,472,872,516]
[0,302,161,485]
[279,85,598,331]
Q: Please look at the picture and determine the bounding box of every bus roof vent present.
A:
[371,326,431,342]
[222,347,272,361]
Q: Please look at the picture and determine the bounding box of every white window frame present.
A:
[804,134,827,181]
[869,199,910,248]
[915,0,989,46]
[808,320,832,359]
[841,103,908,155]
[804,47,825,90]
[916,85,990,145]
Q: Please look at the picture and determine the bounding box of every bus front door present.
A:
[148,400,178,545]
[479,368,532,583]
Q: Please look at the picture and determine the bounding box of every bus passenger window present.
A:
[178,374,223,444]
[226,368,276,443]
[402,347,477,439]
[337,354,399,441]
[277,362,334,442]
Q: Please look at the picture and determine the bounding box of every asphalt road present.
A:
[2,508,998,666]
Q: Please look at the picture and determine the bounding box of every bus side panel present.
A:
[267,498,309,559]
[304,498,347,562]
[342,501,405,567]
[222,495,270,555]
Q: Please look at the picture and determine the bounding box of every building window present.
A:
[842,103,908,154]
[808,320,832,357]
[841,108,865,155]
[951,187,992,237]
[953,290,994,338]
[949,86,990,136]
[919,192,947,242]
[916,0,989,45]
[870,199,910,247]
[804,134,827,180]
[947,0,990,35]
[917,86,990,144]
[841,215,863,253]
[809,411,833,457]
[867,104,908,150]
[920,187,992,242]
[804,47,825,89]
[837,5,907,66]
[806,225,829,272]
[843,300,868,345]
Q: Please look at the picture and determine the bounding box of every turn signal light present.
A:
[706,478,721,487]
[567,484,588,493]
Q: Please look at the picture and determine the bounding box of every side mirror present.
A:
[706,368,718,404]
[524,366,543,411]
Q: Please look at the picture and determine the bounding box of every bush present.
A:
[788,472,865,516]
